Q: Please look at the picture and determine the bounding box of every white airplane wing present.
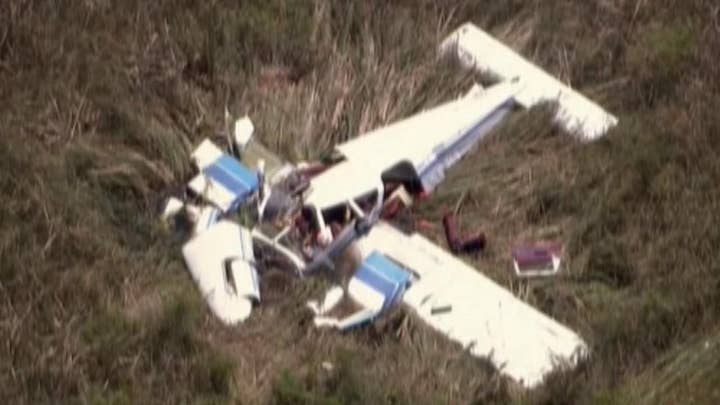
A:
[305,82,519,211]
[356,221,587,388]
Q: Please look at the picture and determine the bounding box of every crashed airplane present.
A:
[162,23,618,388]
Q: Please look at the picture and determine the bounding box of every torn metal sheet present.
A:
[311,251,411,331]
[382,185,413,219]
[314,308,377,331]
[161,196,184,222]
[182,220,258,325]
[440,22,618,140]
[356,221,587,388]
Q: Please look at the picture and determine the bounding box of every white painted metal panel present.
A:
[303,160,383,212]
[161,197,184,222]
[191,139,224,170]
[348,277,385,311]
[233,116,254,151]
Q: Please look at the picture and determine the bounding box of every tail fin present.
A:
[440,23,618,141]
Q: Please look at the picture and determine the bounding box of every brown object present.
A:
[442,213,486,254]
[382,198,405,219]
[297,162,329,178]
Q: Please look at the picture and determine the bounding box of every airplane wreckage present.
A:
[161,23,618,388]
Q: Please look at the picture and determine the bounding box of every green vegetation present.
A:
[1,0,718,403]
[271,350,406,405]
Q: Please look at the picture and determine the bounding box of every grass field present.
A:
[1,0,719,403]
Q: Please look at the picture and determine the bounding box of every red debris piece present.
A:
[414,219,437,231]
[382,198,405,219]
[298,162,329,178]
[442,213,486,254]
[513,247,553,269]
[511,243,563,276]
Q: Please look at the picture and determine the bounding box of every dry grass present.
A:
[1,0,719,403]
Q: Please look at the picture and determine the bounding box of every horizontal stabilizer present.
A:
[441,23,618,140]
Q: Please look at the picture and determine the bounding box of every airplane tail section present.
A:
[440,23,618,141]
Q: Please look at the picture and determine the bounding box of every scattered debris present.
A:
[161,196,184,222]
[159,21,620,386]
[314,308,377,331]
[233,116,254,153]
[191,138,223,170]
[311,251,411,331]
[511,243,563,277]
[442,213,486,254]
